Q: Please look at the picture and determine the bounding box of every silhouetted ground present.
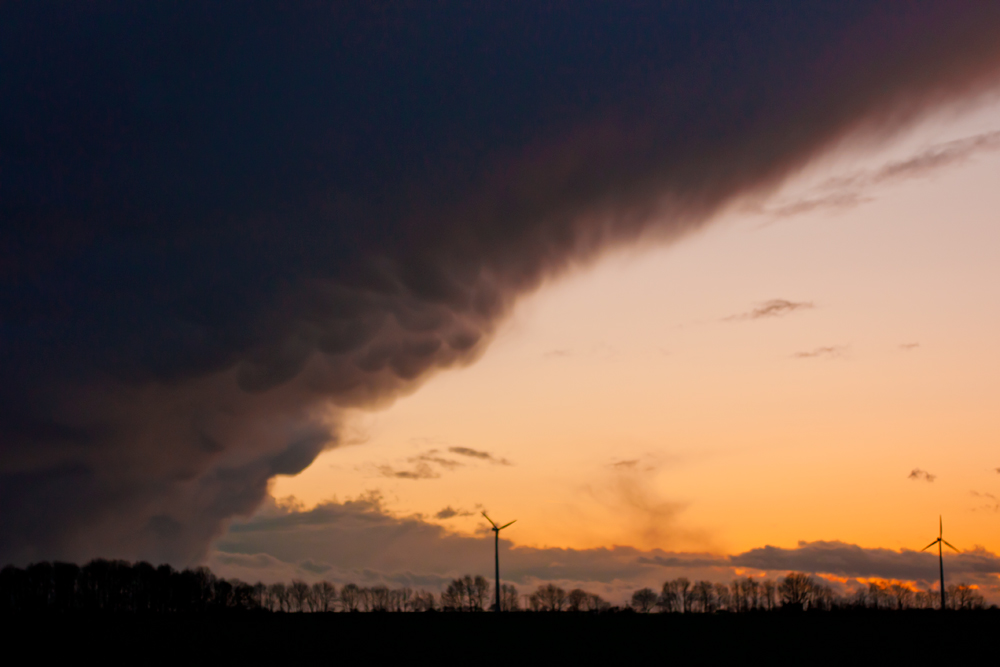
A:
[6,611,997,664]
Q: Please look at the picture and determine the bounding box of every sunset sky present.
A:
[4,2,1000,604]
[252,100,1000,598]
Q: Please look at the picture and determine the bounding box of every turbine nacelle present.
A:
[482,511,516,532]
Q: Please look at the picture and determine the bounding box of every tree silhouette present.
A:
[779,573,814,610]
[631,588,657,613]
[714,582,731,611]
[441,578,467,611]
[530,583,567,611]
[567,588,590,612]
[336,583,358,612]
[469,575,490,611]
[692,581,716,613]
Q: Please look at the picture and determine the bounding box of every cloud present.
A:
[760,131,1000,219]
[908,468,936,483]
[792,346,847,359]
[369,448,471,480]
[434,506,474,520]
[899,342,920,351]
[543,349,573,359]
[448,447,512,466]
[5,3,1000,565]
[376,463,440,480]
[970,491,999,513]
[411,451,463,470]
[612,460,640,469]
[725,299,814,321]
[729,541,999,584]
[208,496,1000,602]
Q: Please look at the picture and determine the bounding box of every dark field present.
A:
[8,611,997,665]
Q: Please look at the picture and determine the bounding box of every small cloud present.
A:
[908,468,936,483]
[792,345,846,359]
[725,299,814,322]
[448,446,512,466]
[755,131,1000,222]
[765,191,873,219]
[411,452,462,469]
[612,459,639,469]
[434,506,473,520]
[544,349,573,358]
[899,342,920,351]
[971,491,1000,513]
[376,462,440,480]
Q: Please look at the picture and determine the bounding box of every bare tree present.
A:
[496,583,519,611]
[530,583,567,611]
[693,580,716,613]
[761,580,776,611]
[442,578,467,611]
[675,578,692,613]
[587,593,610,612]
[268,582,289,612]
[252,582,267,609]
[779,572,813,609]
[369,585,391,611]
[631,587,657,613]
[567,588,590,612]
[358,587,376,612]
[887,583,912,610]
[866,581,886,610]
[312,581,336,612]
[744,577,760,610]
[339,583,361,612]
[470,575,490,611]
[656,580,679,612]
[388,586,408,611]
[730,579,746,612]
[949,583,985,610]
[714,582,731,611]
[408,589,436,612]
[914,590,935,609]
[289,580,310,612]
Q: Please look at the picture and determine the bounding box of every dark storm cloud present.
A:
[4,1,1000,565]
[724,299,814,321]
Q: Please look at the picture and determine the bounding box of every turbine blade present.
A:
[481,511,497,528]
[939,515,942,538]
[943,540,960,553]
[499,520,517,530]
[921,539,939,552]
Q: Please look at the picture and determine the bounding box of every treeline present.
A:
[0,561,989,613]
[626,575,988,613]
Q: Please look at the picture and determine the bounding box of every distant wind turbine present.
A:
[482,511,516,612]
[920,515,960,610]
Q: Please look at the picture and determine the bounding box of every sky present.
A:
[270,100,1000,555]
[3,2,1000,604]
[234,99,1000,601]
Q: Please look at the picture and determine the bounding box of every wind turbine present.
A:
[921,515,959,610]
[482,511,516,612]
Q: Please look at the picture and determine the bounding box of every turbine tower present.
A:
[482,511,516,612]
[921,515,959,610]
